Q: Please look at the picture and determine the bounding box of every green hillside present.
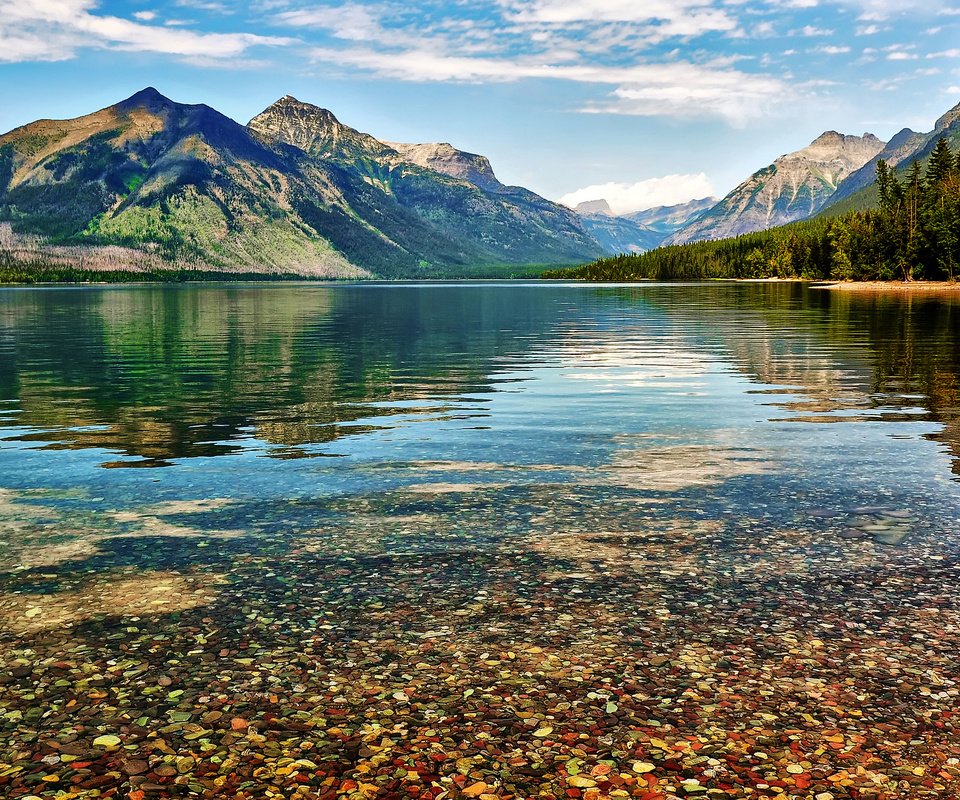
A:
[0,89,604,281]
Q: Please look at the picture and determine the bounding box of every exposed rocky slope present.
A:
[247,96,604,271]
[670,132,885,244]
[821,101,960,214]
[385,141,502,192]
[0,90,604,277]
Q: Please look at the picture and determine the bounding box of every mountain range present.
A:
[574,198,716,255]
[575,98,960,252]
[2,89,959,277]
[821,102,960,214]
[0,89,604,277]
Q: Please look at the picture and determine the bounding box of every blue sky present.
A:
[1,0,959,213]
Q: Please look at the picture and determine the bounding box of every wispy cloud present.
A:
[307,46,790,124]
[2,0,956,130]
[501,0,740,39]
[0,0,291,64]
[271,2,381,40]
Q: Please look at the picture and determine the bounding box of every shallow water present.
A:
[1,282,957,554]
[2,281,960,797]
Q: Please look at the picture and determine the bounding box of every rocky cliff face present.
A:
[385,141,503,192]
[670,132,885,244]
[935,101,960,135]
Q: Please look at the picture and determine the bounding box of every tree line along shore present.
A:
[546,138,960,285]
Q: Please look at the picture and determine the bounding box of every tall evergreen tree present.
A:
[923,139,959,281]
[902,161,925,280]
[927,138,956,186]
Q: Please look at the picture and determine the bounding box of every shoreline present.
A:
[813,280,960,292]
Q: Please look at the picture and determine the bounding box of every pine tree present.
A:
[876,159,896,211]
[927,138,956,186]
[902,161,925,280]
[923,139,959,281]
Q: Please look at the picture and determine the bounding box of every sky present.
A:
[1,1,959,214]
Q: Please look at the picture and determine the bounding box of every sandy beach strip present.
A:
[813,280,960,292]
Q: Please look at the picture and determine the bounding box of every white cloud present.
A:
[0,0,292,63]
[840,0,949,21]
[272,3,381,40]
[308,47,789,123]
[559,173,716,215]
[774,0,954,20]
[504,0,735,28]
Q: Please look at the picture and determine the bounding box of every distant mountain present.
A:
[821,101,960,215]
[625,198,717,236]
[670,132,885,244]
[572,196,717,255]
[576,212,663,255]
[0,89,604,277]
[575,199,614,216]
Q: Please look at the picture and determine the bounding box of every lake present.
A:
[2,282,960,798]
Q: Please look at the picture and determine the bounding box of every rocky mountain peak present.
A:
[887,127,920,147]
[935,101,960,133]
[787,131,885,167]
[246,96,384,161]
[386,140,503,191]
[250,97,342,141]
[811,130,844,145]
[811,130,881,145]
[115,87,178,114]
[669,131,885,245]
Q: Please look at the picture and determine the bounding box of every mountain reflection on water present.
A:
[0,282,958,471]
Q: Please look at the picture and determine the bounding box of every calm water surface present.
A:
[1,282,958,557]
[4,282,960,797]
